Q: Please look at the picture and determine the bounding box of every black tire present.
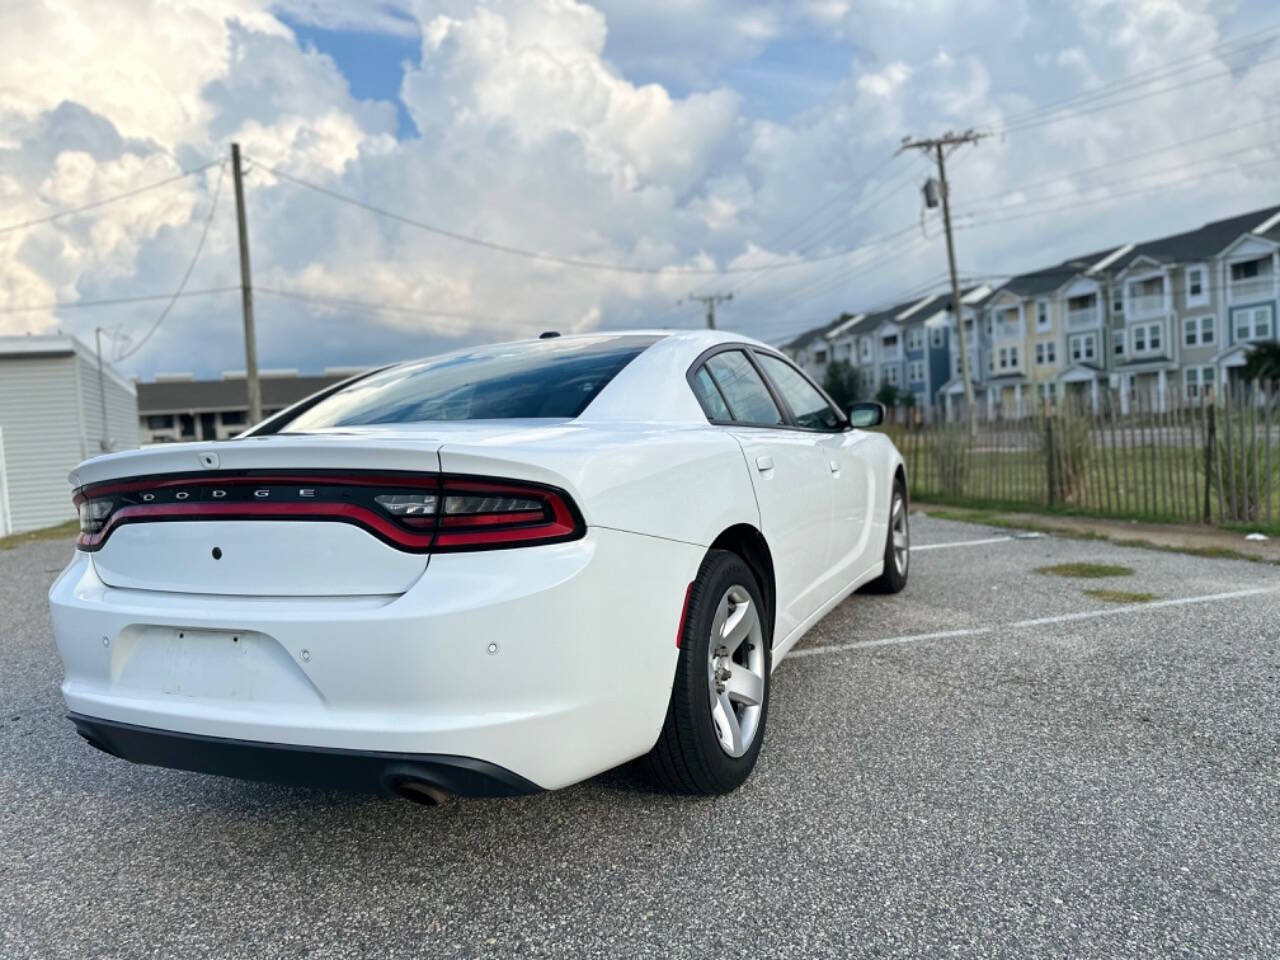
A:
[863,478,909,594]
[641,549,772,795]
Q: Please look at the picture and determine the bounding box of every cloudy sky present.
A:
[3,0,1279,378]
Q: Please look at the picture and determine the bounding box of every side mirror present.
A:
[848,401,885,429]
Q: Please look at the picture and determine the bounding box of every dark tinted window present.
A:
[704,351,782,425]
[278,336,658,430]
[691,365,732,421]
[756,353,842,430]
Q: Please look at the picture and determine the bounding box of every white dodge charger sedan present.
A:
[50,330,908,803]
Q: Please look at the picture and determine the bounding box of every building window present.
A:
[1113,330,1125,357]
[1070,333,1097,362]
[930,327,944,348]
[221,410,247,426]
[145,415,175,430]
[859,338,872,362]
[883,365,900,385]
[1038,382,1057,400]
[813,349,828,364]
[1185,366,1216,400]
[1186,265,1207,304]
[1034,341,1057,365]
[907,360,925,383]
[1036,300,1050,331]
[1200,316,1215,345]
[997,346,1019,370]
[1131,321,1164,355]
[1234,304,1274,342]
[906,328,923,352]
[1184,317,1198,346]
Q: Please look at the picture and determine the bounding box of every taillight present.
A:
[71,472,584,553]
[77,498,113,536]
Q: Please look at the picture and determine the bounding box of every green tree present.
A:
[874,382,899,408]
[1242,340,1280,383]
[821,359,860,411]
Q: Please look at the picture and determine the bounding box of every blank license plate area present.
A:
[112,626,321,705]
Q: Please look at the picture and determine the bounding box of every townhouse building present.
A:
[783,202,1280,420]
[1106,204,1280,409]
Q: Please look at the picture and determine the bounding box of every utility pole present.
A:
[94,327,109,451]
[683,292,734,329]
[230,143,262,425]
[899,130,986,432]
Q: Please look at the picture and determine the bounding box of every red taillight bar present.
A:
[72,471,585,553]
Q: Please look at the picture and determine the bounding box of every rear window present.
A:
[277,335,659,431]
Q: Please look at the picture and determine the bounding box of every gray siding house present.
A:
[0,335,138,535]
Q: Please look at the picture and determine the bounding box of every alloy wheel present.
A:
[706,584,766,758]
[891,494,909,577]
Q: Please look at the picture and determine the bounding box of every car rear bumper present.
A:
[70,713,540,799]
[49,526,703,791]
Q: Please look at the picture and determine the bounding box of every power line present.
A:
[0,160,220,235]
[0,285,240,315]
[986,22,1280,135]
[958,114,1280,210]
[115,162,228,361]
[955,154,1280,232]
[255,287,521,330]
[249,155,906,277]
[957,140,1280,221]
[994,48,1280,137]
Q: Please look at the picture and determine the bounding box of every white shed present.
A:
[0,335,139,536]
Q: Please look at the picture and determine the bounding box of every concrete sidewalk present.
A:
[914,501,1280,564]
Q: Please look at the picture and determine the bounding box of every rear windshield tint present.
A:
[277,335,659,430]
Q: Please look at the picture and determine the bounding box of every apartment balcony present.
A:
[1127,294,1169,319]
[880,346,903,362]
[1066,305,1100,330]
[1227,272,1276,305]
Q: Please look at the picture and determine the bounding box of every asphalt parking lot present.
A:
[3,515,1278,959]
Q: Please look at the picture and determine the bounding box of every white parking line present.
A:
[787,585,1280,660]
[911,536,1014,552]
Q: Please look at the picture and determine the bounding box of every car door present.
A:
[751,350,878,588]
[690,349,833,646]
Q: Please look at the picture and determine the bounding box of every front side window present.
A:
[756,353,841,430]
[1036,301,1049,329]
[279,335,657,431]
[1185,317,1198,346]
[1201,316,1215,344]
[704,351,783,425]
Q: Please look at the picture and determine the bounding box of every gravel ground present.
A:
[2,517,1278,959]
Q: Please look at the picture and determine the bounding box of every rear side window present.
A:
[755,353,842,430]
[277,335,658,430]
[703,351,783,425]
[691,366,732,421]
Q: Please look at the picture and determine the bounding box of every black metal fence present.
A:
[883,381,1279,529]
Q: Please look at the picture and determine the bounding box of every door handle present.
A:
[755,456,774,472]
[829,460,841,474]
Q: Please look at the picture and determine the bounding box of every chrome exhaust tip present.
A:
[381,764,451,806]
